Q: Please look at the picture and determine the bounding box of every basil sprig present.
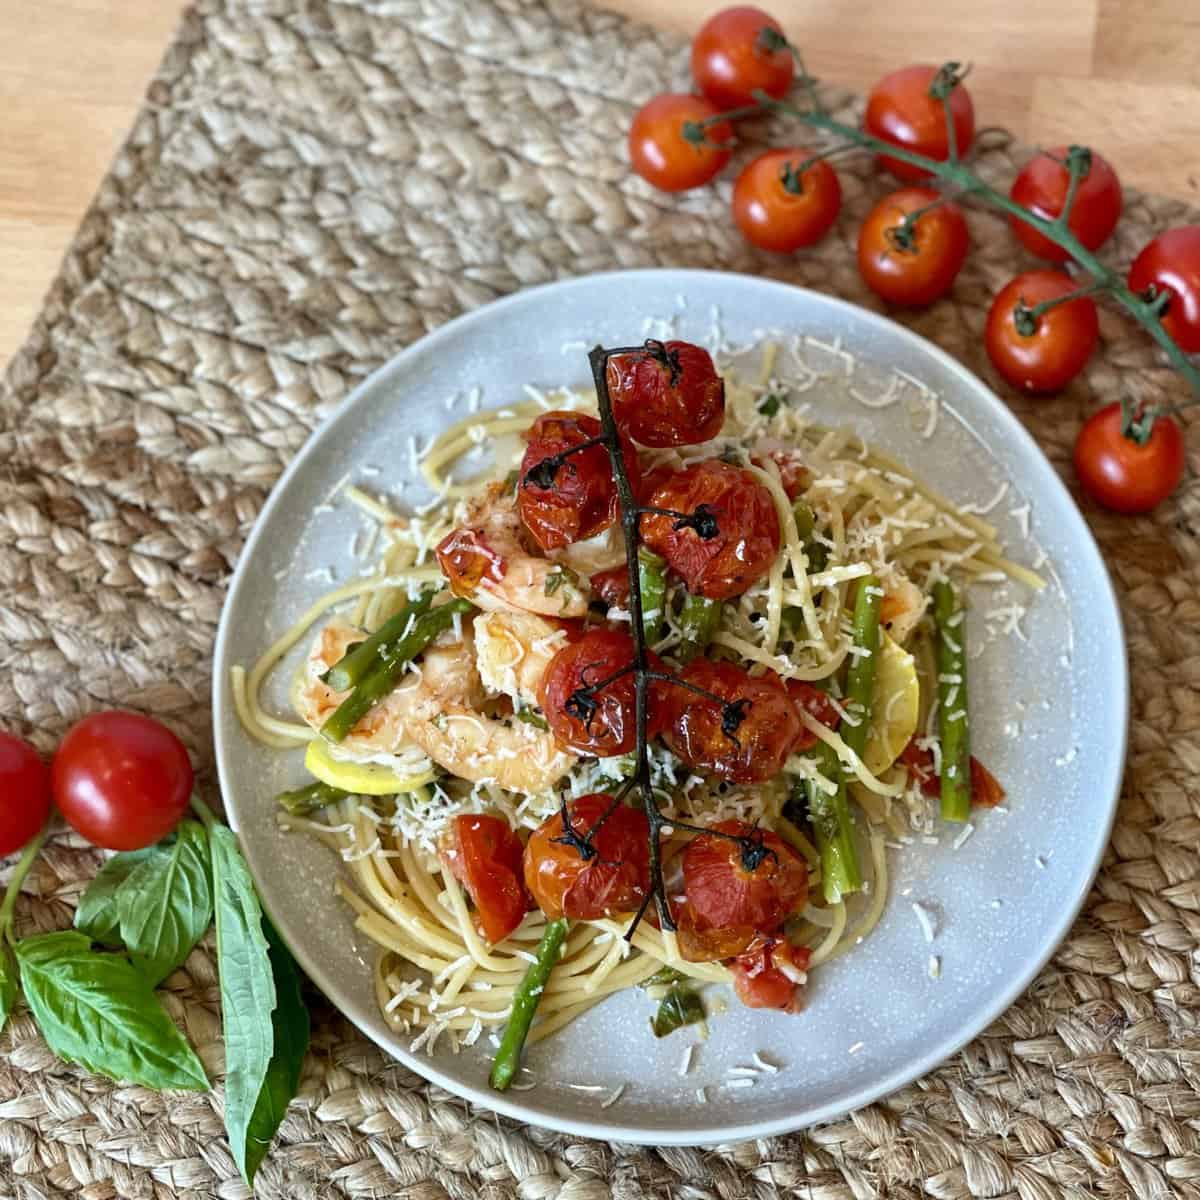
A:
[2,802,309,1188]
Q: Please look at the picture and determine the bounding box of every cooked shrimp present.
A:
[880,572,927,646]
[474,609,570,708]
[296,615,575,794]
[436,482,590,618]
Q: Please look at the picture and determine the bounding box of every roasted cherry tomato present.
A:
[662,658,801,783]
[731,939,811,1012]
[441,814,531,944]
[517,411,639,551]
[523,794,651,920]
[731,149,842,252]
[864,64,975,182]
[785,679,841,752]
[683,820,807,935]
[52,712,193,851]
[857,188,968,307]
[984,270,1099,394]
[641,460,780,600]
[0,733,52,858]
[898,740,1008,809]
[1073,403,1186,514]
[690,6,794,108]
[752,447,812,499]
[589,565,630,609]
[606,340,725,448]
[1009,147,1122,262]
[1128,226,1200,353]
[629,93,733,192]
[538,627,665,756]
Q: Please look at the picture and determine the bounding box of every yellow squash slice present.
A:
[304,738,434,796]
[861,631,920,776]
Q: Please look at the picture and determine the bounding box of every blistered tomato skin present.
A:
[661,658,801,783]
[441,814,531,944]
[523,795,651,920]
[517,411,639,551]
[606,341,725,448]
[640,460,780,600]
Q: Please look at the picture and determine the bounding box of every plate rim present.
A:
[212,267,1128,1145]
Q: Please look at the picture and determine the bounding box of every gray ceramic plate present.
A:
[212,269,1126,1145]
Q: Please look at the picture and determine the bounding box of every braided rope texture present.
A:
[1,0,1198,1196]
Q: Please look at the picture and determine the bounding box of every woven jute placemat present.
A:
[2,1,1198,1196]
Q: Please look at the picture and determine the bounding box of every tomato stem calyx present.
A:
[1119,396,1159,446]
[1012,279,1107,337]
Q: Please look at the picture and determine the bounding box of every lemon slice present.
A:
[304,738,434,796]
[861,631,920,776]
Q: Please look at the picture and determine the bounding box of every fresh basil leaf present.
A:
[638,965,686,991]
[243,921,309,1184]
[0,942,18,1035]
[118,821,213,986]
[651,985,705,1038]
[15,930,208,1090]
[210,824,276,1181]
[74,847,157,946]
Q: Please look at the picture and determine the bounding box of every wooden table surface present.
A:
[2,0,1197,373]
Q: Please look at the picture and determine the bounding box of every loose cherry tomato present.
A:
[52,712,193,851]
[538,627,666,756]
[731,149,842,252]
[785,679,840,752]
[629,93,733,192]
[898,740,1008,808]
[589,565,630,609]
[1009,147,1122,262]
[731,939,811,1012]
[691,6,794,108]
[662,658,801,783]
[683,820,807,935]
[523,794,650,920]
[1073,403,1186,514]
[864,64,975,182]
[1128,226,1200,353]
[606,340,725,447]
[984,270,1099,394]
[0,733,51,857]
[441,814,531,944]
[641,460,780,600]
[857,188,969,307]
[517,411,639,551]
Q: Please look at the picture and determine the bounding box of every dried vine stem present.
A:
[699,73,1200,415]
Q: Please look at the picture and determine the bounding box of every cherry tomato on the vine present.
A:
[691,6,794,109]
[1009,147,1122,262]
[731,148,842,252]
[682,819,807,934]
[731,939,810,1011]
[538,627,666,756]
[606,339,725,447]
[441,814,531,944]
[52,712,193,851]
[1072,403,1185,514]
[0,733,51,858]
[629,93,733,193]
[857,188,969,307]
[984,270,1099,394]
[641,459,780,599]
[864,64,975,182]
[523,794,650,920]
[1128,226,1200,353]
[661,658,801,782]
[517,411,639,552]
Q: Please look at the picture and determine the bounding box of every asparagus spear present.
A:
[489,918,569,1090]
[276,780,349,816]
[676,592,721,663]
[792,500,828,573]
[933,579,971,822]
[638,546,667,643]
[323,587,434,692]
[321,599,474,743]
[808,576,880,903]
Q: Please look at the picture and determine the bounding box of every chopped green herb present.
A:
[640,965,686,990]
[757,392,785,417]
[651,985,706,1037]
[516,707,549,731]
